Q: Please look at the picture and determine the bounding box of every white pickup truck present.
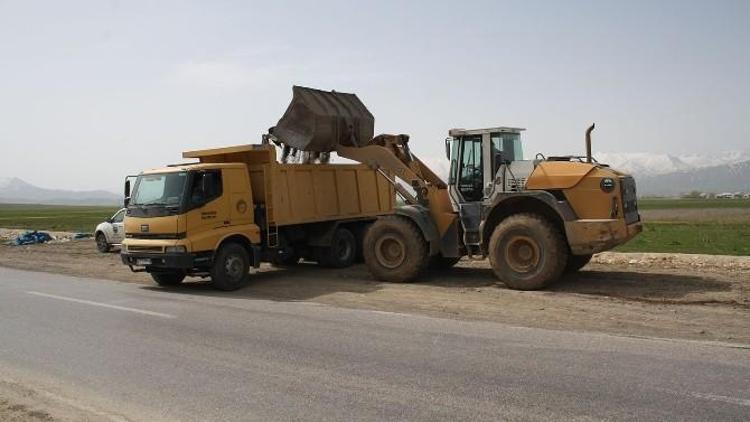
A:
[94,208,126,252]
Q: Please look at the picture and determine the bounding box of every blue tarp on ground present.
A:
[12,231,54,246]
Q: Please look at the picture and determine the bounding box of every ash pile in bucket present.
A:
[265,86,374,164]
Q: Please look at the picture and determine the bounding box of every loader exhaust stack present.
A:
[585,123,595,163]
[270,86,375,153]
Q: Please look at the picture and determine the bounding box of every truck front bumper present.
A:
[121,252,207,272]
[564,219,642,255]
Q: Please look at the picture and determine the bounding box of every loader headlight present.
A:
[165,245,187,254]
[600,178,615,193]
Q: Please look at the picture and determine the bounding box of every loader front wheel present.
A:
[488,213,567,290]
[565,254,593,273]
[363,216,428,283]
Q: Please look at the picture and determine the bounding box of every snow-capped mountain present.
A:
[0,177,121,205]
[595,151,750,177]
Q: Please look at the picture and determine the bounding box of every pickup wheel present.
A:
[488,213,568,290]
[150,271,186,286]
[317,228,356,268]
[210,243,250,291]
[565,254,593,273]
[363,216,428,283]
[95,232,110,253]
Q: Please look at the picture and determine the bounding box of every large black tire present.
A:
[150,271,186,286]
[431,254,461,270]
[488,213,568,290]
[565,254,593,273]
[317,228,357,268]
[210,243,250,291]
[95,232,110,253]
[363,216,429,283]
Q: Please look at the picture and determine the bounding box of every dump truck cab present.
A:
[121,161,261,281]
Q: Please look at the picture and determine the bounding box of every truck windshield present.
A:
[131,172,188,206]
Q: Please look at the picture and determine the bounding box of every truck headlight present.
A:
[165,245,187,254]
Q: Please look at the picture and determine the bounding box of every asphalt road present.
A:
[0,267,748,421]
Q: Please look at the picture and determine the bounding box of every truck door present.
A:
[111,209,126,243]
[184,169,229,252]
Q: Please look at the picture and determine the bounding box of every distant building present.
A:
[716,192,736,199]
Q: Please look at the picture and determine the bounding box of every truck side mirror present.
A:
[124,197,130,208]
[124,180,131,198]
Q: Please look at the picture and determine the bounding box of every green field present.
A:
[638,198,750,210]
[1,199,748,255]
[616,222,750,255]
[0,203,119,233]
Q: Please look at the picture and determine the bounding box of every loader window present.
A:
[458,136,484,201]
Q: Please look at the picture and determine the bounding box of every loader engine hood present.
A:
[270,85,374,152]
[526,161,599,190]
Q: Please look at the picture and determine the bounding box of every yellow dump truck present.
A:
[121,143,394,290]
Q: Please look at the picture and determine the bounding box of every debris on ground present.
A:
[11,231,54,246]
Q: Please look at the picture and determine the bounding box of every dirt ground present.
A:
[1,233,748,346]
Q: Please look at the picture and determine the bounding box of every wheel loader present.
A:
[271,86,642,290]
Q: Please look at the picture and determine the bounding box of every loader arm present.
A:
[336,134,457,238]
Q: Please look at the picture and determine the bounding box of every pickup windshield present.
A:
[131,172,188,206]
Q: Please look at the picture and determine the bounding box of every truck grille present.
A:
[620,176,640,224]
[127,245,163,253]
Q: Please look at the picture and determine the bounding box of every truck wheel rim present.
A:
[224,255,243,280]
[375,235,406,269]
[335,238,353,262]
[504,235,540,273]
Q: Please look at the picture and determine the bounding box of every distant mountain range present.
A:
[0,177,121,205]
[3,150,749,203]
[595,152,750,196]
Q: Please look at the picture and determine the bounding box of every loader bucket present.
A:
[271,86,374,152]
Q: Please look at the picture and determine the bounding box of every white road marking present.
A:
[690,392,750,407]
[26,291,175,319]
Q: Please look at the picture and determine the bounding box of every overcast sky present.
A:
[1,0,748,192]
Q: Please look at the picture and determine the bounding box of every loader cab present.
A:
[446,127,525,203]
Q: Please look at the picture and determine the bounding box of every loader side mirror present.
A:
[445,137,451,160]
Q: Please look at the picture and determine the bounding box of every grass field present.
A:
[0,203,119,233]
[1,199,748,255]
[638,198,750,210]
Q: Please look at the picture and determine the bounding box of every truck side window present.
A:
[457,136,483,202]
[190,170,222,206]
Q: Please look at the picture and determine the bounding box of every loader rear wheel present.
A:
[150,271,186,286]
[317,228,356,268]
[363,216,428,283]
[565,254,593,273]
[488,213,567,290]
[210,243,250,291]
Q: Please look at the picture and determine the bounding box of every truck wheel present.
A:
[488,213,567,290]
[431,254,461,270]
[150,271,186,286]
[210,243,250,291]
[363,216,428,282]
[95,232,110,253]
[565,254,593,273]
[318,228,356,268]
